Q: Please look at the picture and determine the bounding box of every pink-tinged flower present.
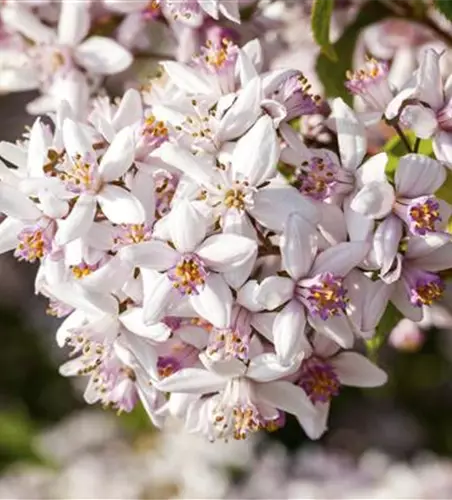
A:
[345,58,393,113]
[385,49,452,161]
[292,334,387,439]
[120,197,257,328]
[256,213,370,364]
[358,234,452,326]
[389,318,425,352]
[1,3,132,114]
[55,119,145,245]
[156,115,318,235]
[155,337,317,441]
[264,71,322,123]
[161,0,240,26]
[351,153,450,237]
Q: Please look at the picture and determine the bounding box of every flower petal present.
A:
[273,300,309,366]
[247,352,302,382]
[189,273,232,328]
[196,233,257,273]
[232,114,279,185]
[256,276,295,310]
[332,352,387,387]
[97,185,145,224]
[99,126,135,182]
[161,61,213,95]
[251,185,318,232]
[373,214,403,275]
[169,198,207,253]
[350,181,395,219]
[281,212,318,280]
[308,314,354,348]
[332,98,366,171]
[58,1,90,46]
[55,193,96,245]
[395,154,446,197]
[75,36,133,75]
[120,307,171,342]
[63,118,95,160]
[254,381,321,438]
[143,272,175,324]
[155,368,225,393]
[120,240,179,270]
[311,241,370,277]
[0,183,41,220]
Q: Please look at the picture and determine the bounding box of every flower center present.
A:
[296,156,338,200]
[409,272,444,307]
[298,356,341,404]
[224,187,246,210]
[300,272,348,320]
[142,114,168,143]
[168,254,208,296]
[408,196,442,235]
[206,327,250,362]
[61,154,98,194]
[15,225,51,263]
[113,223,152,250]
[197,38,237,73]
[214,403,261,440]
[157,356,181,378]
[345,58,392,110]
[142,0,161,19]
[155,174,177,219]
[71,262,98,279]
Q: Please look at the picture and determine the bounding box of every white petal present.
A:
[433,131,452,163]
[55,193,96,245]
[361,279,393,333]
[189,273,232,328]
[113,88,143,130]
[401,105,437,139]
[395,154,446,197]
[251,185,318,232]
[356,152,388,184]
[81,256,132,293]
[120,308,171,342]
[273,300,309,366]
[169,198,207,253]
[155,368,225,393]
[0,183,41,220]
[199,353,246,378]
[311,241,370,277]
[153,142,214,187]
[217,77,263,142]
[120,240,179,270]
[416,48,443,110]
[2,5,55,44]
[75,36,133,75]
[55,309,86,348]
[309,314,354,348]
[162,61,213,95]
[391,281,423,322]
[63,118,95,160]
[317,202,348,246]
[247,352,301,382]
[373,215,403,275]
[350,181,395,219]
[196,233,257,273]
[254,381,319,438]
[344,195,375,242]
[256,276,295,310]
[99,127,135,182]
[332,98,366,171]
[58,1,90,45]
[232,114,279,185]
[0,142,27,171]
[97,185,145,224]
[251,312,276,342]
[236,280,264,312]
[143,273,174,324]
[0,217,23,254]
[409,242,452,272]
[332,352,387,387]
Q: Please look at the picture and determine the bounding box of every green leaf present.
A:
[316,0,394,104]
[435,0,452,21]
[383,131,433,157]
[366,302,403,361]
[311,0,337,62]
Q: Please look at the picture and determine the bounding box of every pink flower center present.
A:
[298,356,341,404]
[408,196,442,235]
[168,254,208,296]
[296,156,339,200]
[15,225,51,263]
[206,327,250,362]
[409,272,444,307]
[299,273,348,320]
[157,356,182,378]
[113,223,153,250]
[274,73,321,121]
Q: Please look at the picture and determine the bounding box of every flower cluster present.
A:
[1,3,452,443]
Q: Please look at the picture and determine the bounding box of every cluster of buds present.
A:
[1,17,452,443]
